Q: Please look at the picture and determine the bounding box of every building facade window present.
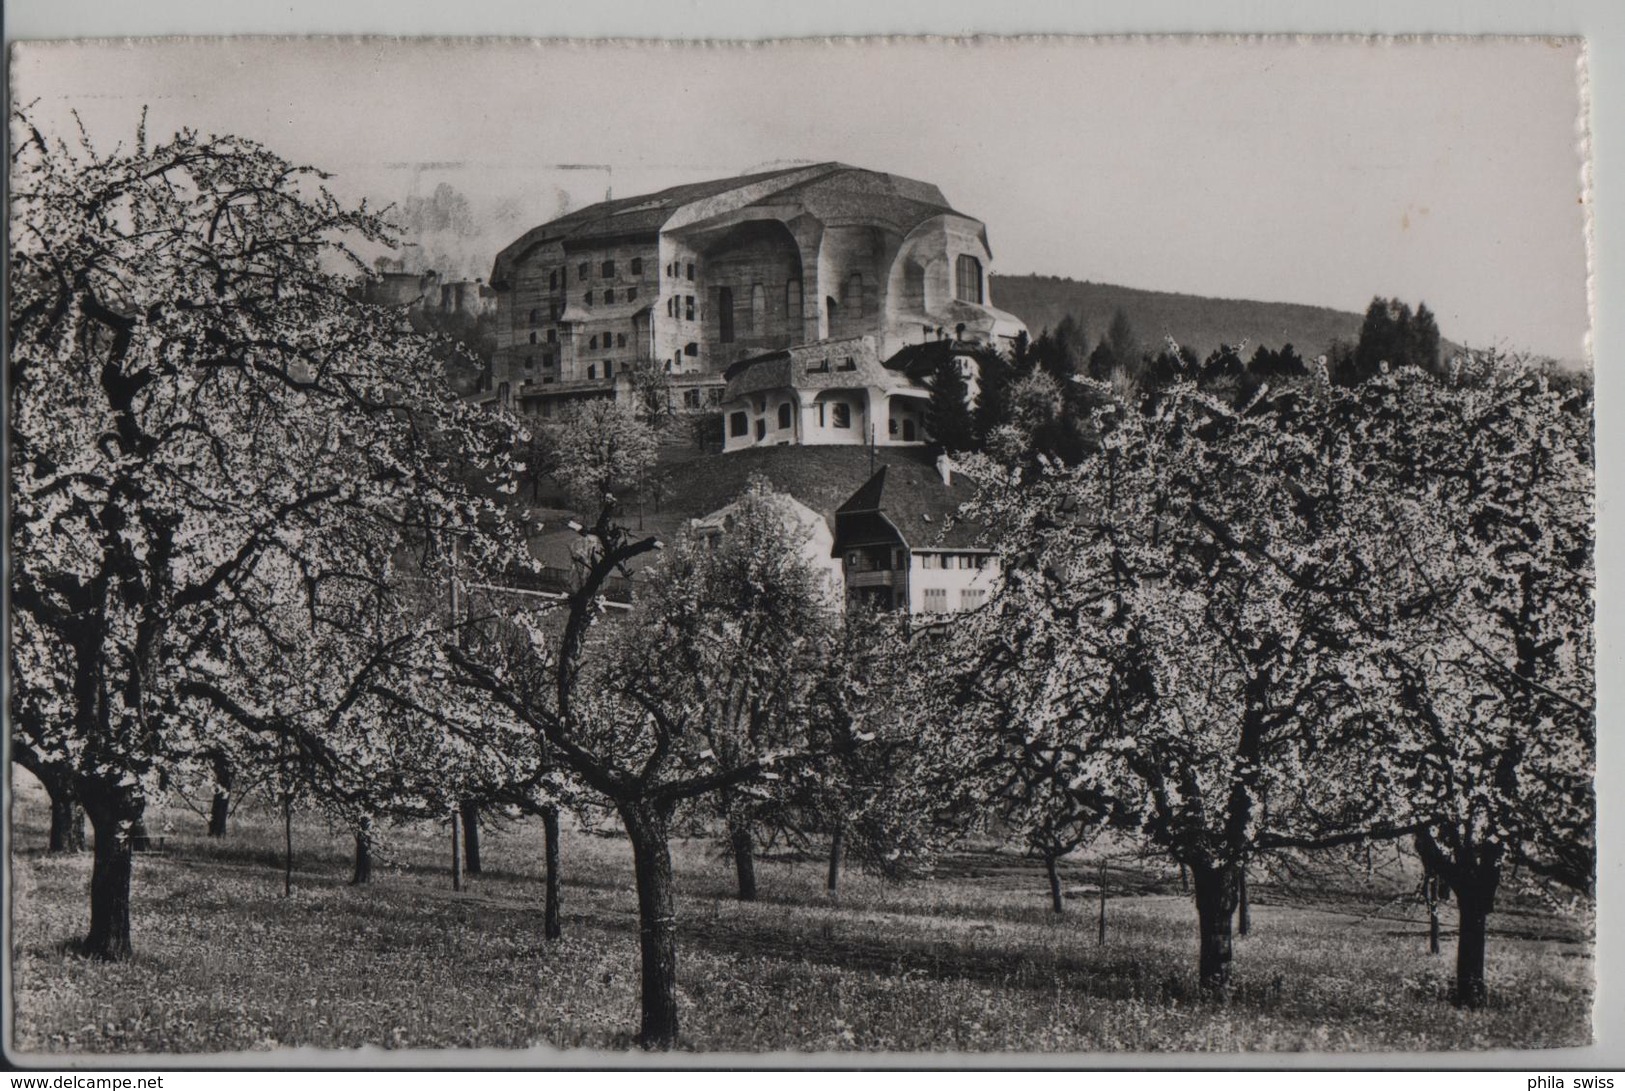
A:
[960,589,987,612]
[920,553,939,569]
[685,295,696,321]
[604,288,616,304]
[579,262,589,280]
[684,342,698,357]
[631,257,642,276]
[686,262,695,280]
[524,355,534,370]
[777,402,791,430]
[685,389,702,409]
[832,402,851,429]
[602,260,615,278]
[587,364,597,379]
[604,361,613,378]
[585,290,594,306]
[616,333,626,348]
[589,335,598,350]
[729,411,749,437]
[529,307,538,324]
[719,286,735,343]
[498,381,510,404]
[786,278,803,322]
[924,588,949,614]
[548,271,558,291]
[955,255,984,304]
[547,328,557,343]
[755,419,766,441]
[529,331,537,344]
[627,286,637,302]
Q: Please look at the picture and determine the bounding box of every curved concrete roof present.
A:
[491,164,976,287]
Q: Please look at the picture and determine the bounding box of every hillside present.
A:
[992,274,1371,362]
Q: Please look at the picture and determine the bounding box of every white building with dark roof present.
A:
[485,163,1024,417]
[832,458,999,616]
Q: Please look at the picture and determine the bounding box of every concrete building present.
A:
[832,457,998,616]
[486,163,1024,417]
[718,336,932,453]
[717,334,1011,454]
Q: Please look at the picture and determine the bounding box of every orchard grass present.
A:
[9,776,1591,1055]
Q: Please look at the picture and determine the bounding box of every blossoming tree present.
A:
[9,112,528,958]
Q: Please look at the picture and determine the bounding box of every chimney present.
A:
[936,452,953,486]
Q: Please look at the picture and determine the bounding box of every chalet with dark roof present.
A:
[832,458,998,615]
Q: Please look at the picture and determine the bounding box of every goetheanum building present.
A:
[485,163,1025,418]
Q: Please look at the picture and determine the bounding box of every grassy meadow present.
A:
[7,771,1593,1056]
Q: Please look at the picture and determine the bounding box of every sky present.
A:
[11,35,1592,360]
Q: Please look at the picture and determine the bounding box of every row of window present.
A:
[729,401,854,439]
[806,356,857,374]
[529,253,980,324]
[538,257,648,295]
[918,553,993,570]
[922,587,988,613]
[582,286,637,306]
[842,549,991,574]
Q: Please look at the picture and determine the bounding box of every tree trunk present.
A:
[542,804,562,941]
[451,809,463,892]
[1426,874,1441,955]
[282,795,293,897]
[49,792,87,853]
[80,791,140,961]
[1191,860,1242,996]
[1453,871,1498,1009]
[826,824,845,894]
[207,790,229,838]
[621,801,680,1050]
[460,800,482,875]
[351,819,373,885]
[1097,860,1108,945]
[1045,853,1064,913]
[727,809,757,902]
[207,750,232,837]
[1237,868,1251,937]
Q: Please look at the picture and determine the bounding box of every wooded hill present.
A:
[992,274,1375,361]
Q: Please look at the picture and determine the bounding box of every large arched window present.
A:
[777,402,792,430]
[955,254,984,304]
